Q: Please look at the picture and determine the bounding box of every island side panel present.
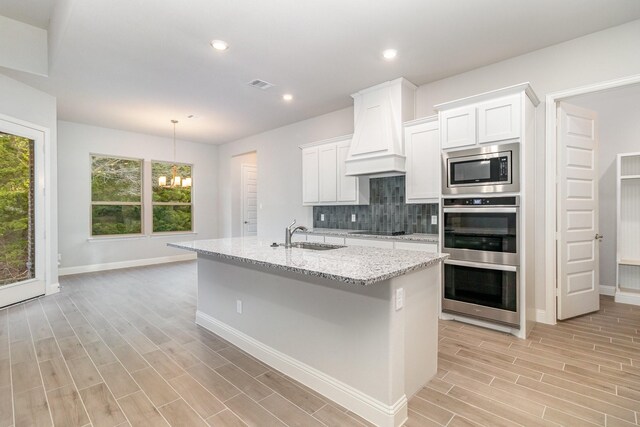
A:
[196,254,397,405]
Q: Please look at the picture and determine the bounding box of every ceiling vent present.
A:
[248,79,274,90]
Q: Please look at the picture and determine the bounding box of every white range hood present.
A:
[345,78,417,176]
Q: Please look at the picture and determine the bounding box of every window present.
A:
[0,132,35,286]
[151,161,193,232]
[91,155,143,236]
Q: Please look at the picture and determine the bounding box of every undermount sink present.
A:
[287,242,345,251]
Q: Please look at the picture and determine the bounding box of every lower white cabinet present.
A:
[300,136,369,206]
[404,117,440,203]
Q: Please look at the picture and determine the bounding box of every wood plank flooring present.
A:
[0,261,638,426]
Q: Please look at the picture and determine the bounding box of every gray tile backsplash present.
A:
[313,176,439,234]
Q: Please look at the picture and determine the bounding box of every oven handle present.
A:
[444,259,518,272]
[443,207,518,213]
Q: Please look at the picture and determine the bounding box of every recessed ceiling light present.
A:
[211,40,229,51]
[382,49,397,60]
[283,94,293,101]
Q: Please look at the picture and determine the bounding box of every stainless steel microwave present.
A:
[442,143,519,195]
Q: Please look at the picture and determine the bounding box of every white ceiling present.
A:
[2,0,640,144]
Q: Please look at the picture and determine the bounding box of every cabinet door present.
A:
[440,105,476,149]
[302,147,319,204]
[318,144,337,203]
[405,121,440,203]
[344,238,394,249]
[337,140,358,203]
[477,94,521,144]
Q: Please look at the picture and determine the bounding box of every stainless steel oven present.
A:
[443,259,519,327]
[442,143,519,195]
[442,196,519,266]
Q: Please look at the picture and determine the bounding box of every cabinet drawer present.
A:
[394,241,438,252]
[344,238,394,249]
[324,236,345,245]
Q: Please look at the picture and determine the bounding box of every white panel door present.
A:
[557,102,600,320]
[337,140,358,203]
[302,147,319,204]
[477,94,521,144]
[319,144,337,203]
[241,164,258,237]
[405,120,440,203]
[0,119,46,308]
[440,105,476,150]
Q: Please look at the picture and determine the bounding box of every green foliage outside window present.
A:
[0,133,34,286]
[91,156,142,236]
[151,162,192,232]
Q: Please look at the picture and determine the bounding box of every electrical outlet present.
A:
[431,215,438,225]
[320,214,325,221]
[395,288,404,310]
[236,300,243,314]
[351,214,356,222]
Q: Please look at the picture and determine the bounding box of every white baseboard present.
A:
[59,253,197,276]
[599,285,616,296]
[196,310,407,427]
[615,291,640,306]
[46,282,60,296]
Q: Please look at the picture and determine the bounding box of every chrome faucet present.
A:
[285,219,308,248]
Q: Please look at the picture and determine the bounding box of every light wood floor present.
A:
[0,261,638,427]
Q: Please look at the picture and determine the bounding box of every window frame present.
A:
[150,159,194,235]
[89,153,144,238]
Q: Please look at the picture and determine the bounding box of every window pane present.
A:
[152,162,192,203]
[92,205,142,235]
[0,132,35,286]
[153,205,192,232]
[91,156,142,202]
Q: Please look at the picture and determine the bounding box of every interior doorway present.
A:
[231,151,257,237]
[546,75,640,323]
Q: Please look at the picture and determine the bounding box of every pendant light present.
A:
[159,120,192,188]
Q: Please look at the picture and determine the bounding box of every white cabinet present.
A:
[300,135,369,206]
[440,105,476,149]
[404,117,440,203]
[302,147,319,204]
[437,88,531,151]
[318,144,337,203]
[477,95,521,144]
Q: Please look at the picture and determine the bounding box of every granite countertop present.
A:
[301,228,439,243]
[169,237,447,286]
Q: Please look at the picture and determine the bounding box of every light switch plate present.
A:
[320,214,325,221]
[351,214,356,222]
[431,215,438,225]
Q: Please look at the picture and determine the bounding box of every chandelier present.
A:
[158,120,192,188]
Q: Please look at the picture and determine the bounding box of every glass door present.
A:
[0,120,45,308]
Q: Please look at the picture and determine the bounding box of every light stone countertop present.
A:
[301,228,439,243]
[169,237,448,286]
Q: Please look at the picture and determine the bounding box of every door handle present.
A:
[595,233,603,241]
[244,221,249,224]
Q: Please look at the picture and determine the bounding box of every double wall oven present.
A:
[442,197,519,327]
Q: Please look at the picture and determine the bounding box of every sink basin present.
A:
[290,242,345,251]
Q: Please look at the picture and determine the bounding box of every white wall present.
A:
[0,73,58,291]
[216,19,640,314]
[230,151,257,237]
[568,84,640,292]
[57,121,218,272]
[217,107,354,240]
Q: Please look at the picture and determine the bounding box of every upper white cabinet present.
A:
[440,106,476,149]
[300,136,369,206]
[477,94,521,144]
[436,84,537,151]
[404,117,440,203]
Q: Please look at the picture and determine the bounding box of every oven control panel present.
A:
[443,196,518,207]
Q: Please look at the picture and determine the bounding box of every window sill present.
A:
[87,235,147,242]
[150,232,198,239]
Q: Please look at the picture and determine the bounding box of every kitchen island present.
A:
[169,237,447,427]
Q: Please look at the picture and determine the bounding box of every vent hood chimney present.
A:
[345,78,417,176]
